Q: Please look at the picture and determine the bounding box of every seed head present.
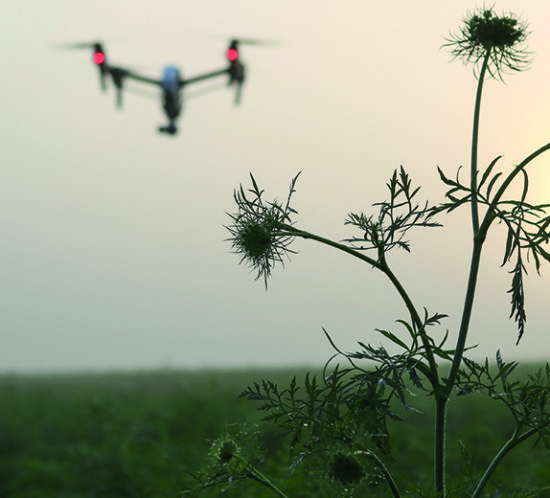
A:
[210,436,240,465]
[445,6,530,80]
[226,173,299,287]
[238,220,274,261]
[327,451,366,486]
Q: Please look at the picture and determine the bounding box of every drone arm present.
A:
[109,65,236,89]
[121,70,162,87]
[183,67,229,86]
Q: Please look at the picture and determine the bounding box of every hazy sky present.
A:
[2,1,550,372]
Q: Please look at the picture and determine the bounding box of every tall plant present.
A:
[187,7,550,497]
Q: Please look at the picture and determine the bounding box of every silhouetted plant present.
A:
[186,6,550,498]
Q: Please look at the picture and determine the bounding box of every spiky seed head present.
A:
[210,437,240,465]
[234,219,275,262]
[328,451,366,486]
[445,6,530,80]
[226,175,299,287]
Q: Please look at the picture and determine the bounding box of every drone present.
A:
[60,39,263,135]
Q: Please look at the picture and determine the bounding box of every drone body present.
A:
[159,66,182,135]
[63,40,249,135]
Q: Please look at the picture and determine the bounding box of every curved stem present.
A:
[471,49,492,235]
[282,225,382,269]
[471,423,546,498]
[479,141,550,235]
[472,429,519,498]
[280,225,450,496]
[358,450,401,498]
[282,225,440,387]
[441,53,492,404]
[235,454,290,498]
[379,259,440,384]
[446,240,483,392]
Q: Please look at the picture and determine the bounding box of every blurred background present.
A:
[1,1,549,372]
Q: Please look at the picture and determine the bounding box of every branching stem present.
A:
[433,50,491,497]
[281,224,440,389]
[480,141,550,234]
[434,238,483,497]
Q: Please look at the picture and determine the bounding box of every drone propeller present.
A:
[224,38,280,105]
[205,33,281,46]
[53,41,101,50]
[55,41,108,91]
[229,37,281,46]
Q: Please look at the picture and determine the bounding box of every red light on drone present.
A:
[226,48,239,62]
[93,51,106,65]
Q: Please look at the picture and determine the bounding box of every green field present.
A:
[0,366,548,497]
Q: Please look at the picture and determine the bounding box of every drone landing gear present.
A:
[158,123,178,135]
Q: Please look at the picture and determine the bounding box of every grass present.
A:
[0,366,548,497]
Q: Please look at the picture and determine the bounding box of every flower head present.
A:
[327,451,366,486]
[445,6,530,79]
[226,173,300,287]
[210,436,240,465]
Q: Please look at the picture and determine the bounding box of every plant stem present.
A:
[470,49,492,235]
[359,450,401,498]
[472,431,518,498]
[235,454,290,498]
[439,48,492,489]
[446,240,483,391]
[438,52,494,486]
[443,131,550,495]
[471,424,542,498]
[379,259,440,386]
[433,234,484,498]
[282,225,440,387]
[282,226,382,268]
[283,225,450,496]
[479,141,550,234]
[434,396,447,494]
[431,237,483,497]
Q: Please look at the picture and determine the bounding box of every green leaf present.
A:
[486,171,503,199]
[501,225,515,266]
[479,155,503,190]
[520,168,529,203]
[376,328,409,350]
[437,166,459,187]
[425,311,449,325]
[537,246,550,264]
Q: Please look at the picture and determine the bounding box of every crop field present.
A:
[0,366,549,497]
